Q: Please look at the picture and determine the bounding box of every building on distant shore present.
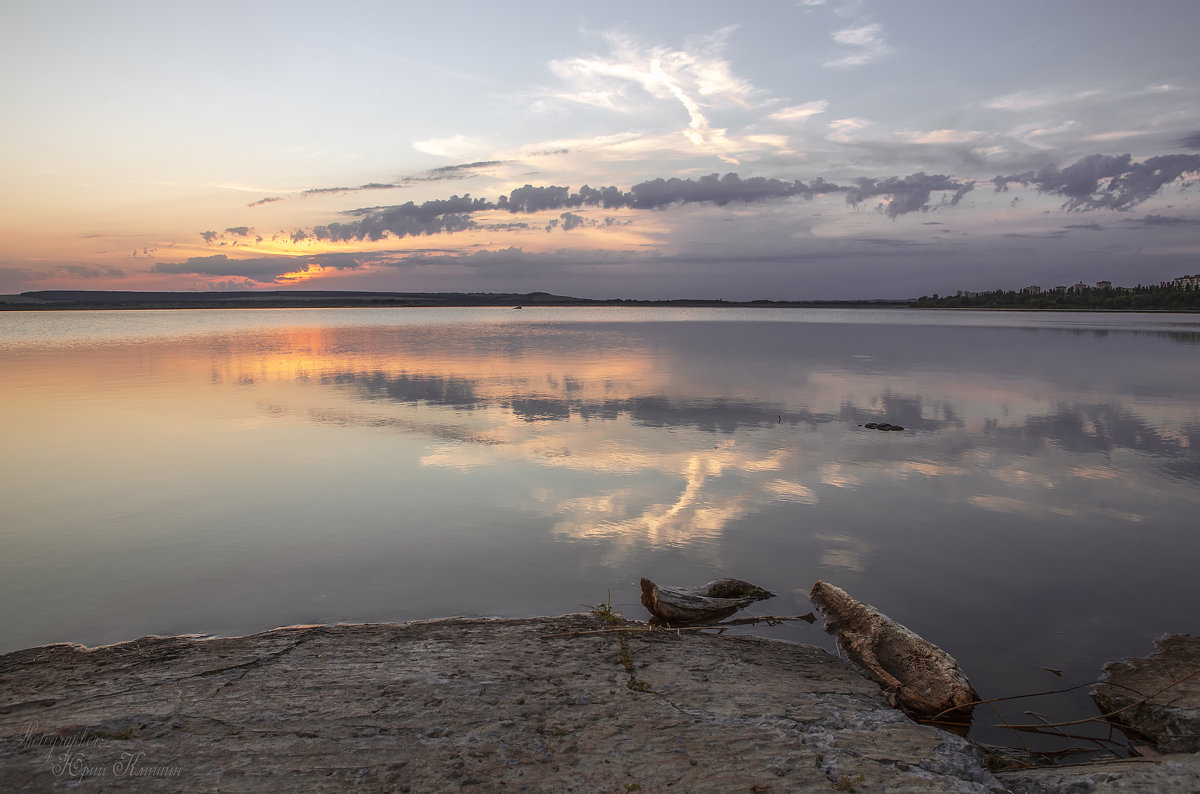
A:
[1021,285,1042,295]
[1096,281,1112,289]
[1173,275,1200,290]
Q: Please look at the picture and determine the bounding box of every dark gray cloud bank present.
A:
[992,154,1200,211]
[305,170,977,243]
[292,152,1197,244]
[162,152,1199,293]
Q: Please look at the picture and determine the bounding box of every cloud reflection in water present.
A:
[4,309,1200,757]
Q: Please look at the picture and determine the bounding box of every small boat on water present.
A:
[513,305,523,309]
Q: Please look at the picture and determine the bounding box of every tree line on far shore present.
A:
[910,283,1200,310]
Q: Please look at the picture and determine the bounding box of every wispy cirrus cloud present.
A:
[824,23,891,68]
[245,161,507,209]
[768,100,831,122]
[544,28,761,159]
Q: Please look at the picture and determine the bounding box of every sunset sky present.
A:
[2,0,1198,300]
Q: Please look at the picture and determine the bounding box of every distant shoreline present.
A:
[0,290,912,311]
[2,290,1197,312]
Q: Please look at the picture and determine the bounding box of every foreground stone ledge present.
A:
[1092,634,1200,754]
[2,615,1006,792]
[995,753,1200,793]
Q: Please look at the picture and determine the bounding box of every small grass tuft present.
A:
[588,591,623,626]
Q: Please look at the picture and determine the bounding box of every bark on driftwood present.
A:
[809,581,977,720]
[640,578,773,626]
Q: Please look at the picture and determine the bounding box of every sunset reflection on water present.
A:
[2,307,1198,750]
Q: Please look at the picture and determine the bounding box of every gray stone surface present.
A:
[996,753,1200,793]
[1092,634,1200,754]
[0,614,1004,792]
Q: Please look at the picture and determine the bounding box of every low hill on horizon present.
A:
[3,290,910,310]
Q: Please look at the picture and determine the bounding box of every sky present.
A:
[2,0,1199,300]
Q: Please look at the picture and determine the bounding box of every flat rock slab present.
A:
[1092,634,1200,754]
[997,753,1200,793]
[0,615,1003,792]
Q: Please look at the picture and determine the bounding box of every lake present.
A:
[2,306,1198,752]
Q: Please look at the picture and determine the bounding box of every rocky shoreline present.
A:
[1,615,1197,792]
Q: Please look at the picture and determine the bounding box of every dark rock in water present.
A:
[864,422,879,429]
[876,423,894,431]
[1092,634,1200,753]
[863,422,903,431]
[889,425,904,431]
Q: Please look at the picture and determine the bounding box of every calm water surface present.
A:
[2,307,1198,750]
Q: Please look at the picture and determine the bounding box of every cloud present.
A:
[906,129,984,145]
[479,221,532,232]
[1122,214,1200,226]
[426,160,504,175]
[302,183,398,196]
[16,264,127,280]
[318,172,851,242]
[224,226,251,236]
[384,246,655,275]
[210,154,1196,252]
[1177,132,1200,150]
[824,23,891,68]
[239,163,503,212]
[393,161,507,185]
[412,135,491,160]
[315,194,492,242]
[544,28,759,159]
[992,153,1200,211]
[235,168,988,247]
[559,211,587,232]
[199,230,218,244]
[844,173,975,218]
[550,28,756,110]
[151,253,369,283]
[768,100,831,121]
[1085,130,1152,142]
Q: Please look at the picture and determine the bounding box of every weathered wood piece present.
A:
[640,577,773,626]
[1092,633,1200,753]
[809,581,977,720]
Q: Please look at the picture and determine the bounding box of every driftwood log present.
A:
[640,577,773,626]
[809,581,977,720]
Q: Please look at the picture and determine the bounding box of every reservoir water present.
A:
[2,306,1198,751]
